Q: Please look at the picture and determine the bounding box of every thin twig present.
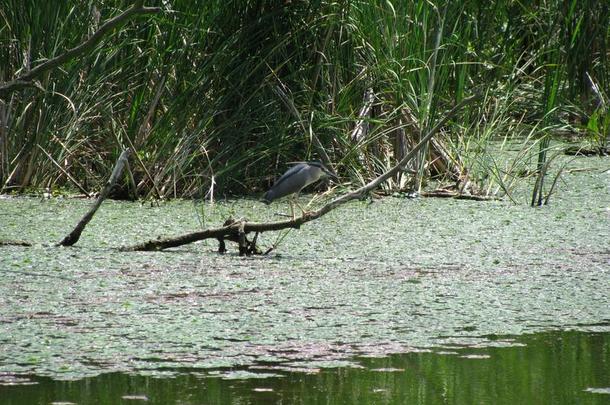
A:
[37,145,91,197]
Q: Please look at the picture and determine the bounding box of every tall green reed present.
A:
[0,0,606,201]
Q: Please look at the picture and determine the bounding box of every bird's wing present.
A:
[272,164,306,188]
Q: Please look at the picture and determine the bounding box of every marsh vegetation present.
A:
[0,1,609,403]
[1,0,607,203]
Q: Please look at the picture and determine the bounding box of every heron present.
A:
[263,161,338,218]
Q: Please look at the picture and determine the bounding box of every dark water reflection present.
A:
[2,330,608,405]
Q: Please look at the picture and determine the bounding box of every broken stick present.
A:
[58,149,130,246]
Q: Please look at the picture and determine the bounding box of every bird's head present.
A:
[307,160,339,181]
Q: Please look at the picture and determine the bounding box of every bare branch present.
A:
[0,2,161,99]
[38,145,91,197]
[59,149,130,247]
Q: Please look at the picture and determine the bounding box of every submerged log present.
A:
[420,190,499,201]
[564,146,608,156]
[0,240,32,247]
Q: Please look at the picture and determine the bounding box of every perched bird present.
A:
[263,161,338,217]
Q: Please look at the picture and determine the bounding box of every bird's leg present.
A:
[305,194,317,211]
[272,201,296,219]
[293,193,309,217]
[289,198,295,220]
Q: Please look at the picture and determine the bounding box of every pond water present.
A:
[0,155,608,404]
[1,331,608,404]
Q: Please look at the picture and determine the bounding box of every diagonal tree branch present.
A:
[121,94,482,252]
[59,149,131,247]
[0,1,161,99]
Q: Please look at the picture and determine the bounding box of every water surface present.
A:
[0,155,608,403]
[1,331,609,404]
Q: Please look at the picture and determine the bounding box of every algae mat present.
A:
[0,157,608,382]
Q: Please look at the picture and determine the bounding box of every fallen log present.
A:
[0,240,32,247]
[420,190,499,201]
[121,94,482,253]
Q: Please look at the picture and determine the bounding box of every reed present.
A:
[0,0,606,201]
